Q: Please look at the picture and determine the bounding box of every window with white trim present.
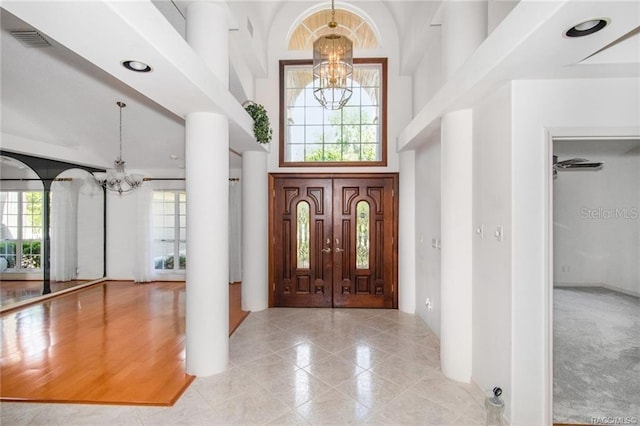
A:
[152,191,186,272]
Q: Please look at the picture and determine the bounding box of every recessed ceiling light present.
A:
[122,60,152,73]
[565,19,608,38]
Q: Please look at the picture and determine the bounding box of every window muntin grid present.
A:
[280,59,386,166]
[0,191,43,270]
[152,191,186,271]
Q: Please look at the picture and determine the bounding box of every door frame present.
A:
[268,173,399,308]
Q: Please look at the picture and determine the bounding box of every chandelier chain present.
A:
[117,101,126,161]
[93,101,143,195]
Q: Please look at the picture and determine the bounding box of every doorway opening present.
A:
[269,174,398,308]
[552,138,640,423]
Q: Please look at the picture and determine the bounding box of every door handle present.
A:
[335,247,344,253]
[322,247,331,253]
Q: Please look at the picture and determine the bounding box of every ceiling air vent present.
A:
[10,30,52,48]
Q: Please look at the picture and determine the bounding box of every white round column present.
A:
[398,150,416,313]
[185,2,230,377]
[441,0,488,79]
[186,2,228,85]
[439,0,486,383]
[241,151,268,311]
[185,113,229,376]
[440,109,474,382]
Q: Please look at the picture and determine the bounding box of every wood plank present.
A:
[0,280,91,307]
[0,281,250,405]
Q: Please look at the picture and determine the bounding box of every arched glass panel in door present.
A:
[296,201,310,269]
[356,200,369,269]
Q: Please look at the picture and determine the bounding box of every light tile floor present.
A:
[1,308,487,425]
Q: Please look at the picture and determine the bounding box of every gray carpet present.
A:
[554,287,640,424]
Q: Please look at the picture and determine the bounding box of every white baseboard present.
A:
[553,282,640,298]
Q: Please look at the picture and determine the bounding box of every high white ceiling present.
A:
[1,1,638,174]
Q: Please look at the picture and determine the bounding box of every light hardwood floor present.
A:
[0,281,249,406]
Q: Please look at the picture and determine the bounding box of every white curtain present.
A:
[51,180,78,281]
[229,180,242,283]
[133,182,153,283]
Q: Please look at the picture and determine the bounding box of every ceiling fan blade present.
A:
[556,158,589,166]
[562,162,603,169]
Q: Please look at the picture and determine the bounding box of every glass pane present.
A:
[22,192,43,240]
[361,106,378,124]
[0,241,17,269]
[288,125,305,143]
[21,240,41,269]
[361,87,379,106]
[341,107,361,125]
[296,201,310,269]
[342,124,361,143]
[287,107,305,124]
[305,125,324,142]
[323,143,343,161]
[324,125,342,143]
[151,190,186,272]
[361,144,378,161]
[342,144,361,161]
[353,67,380,88]
[356,201,369,269]
[361,125,378,143]
[178,243,186,270]
[288,144,304,162]
[305,144,324,162]
[286,67,313,89]
[305,107,324,125]
[153,241,174,270]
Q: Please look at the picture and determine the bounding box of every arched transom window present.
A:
[288,9,379,51]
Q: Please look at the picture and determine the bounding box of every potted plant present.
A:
[243,101,272,144]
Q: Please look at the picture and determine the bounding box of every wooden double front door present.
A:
[270,174,398,308]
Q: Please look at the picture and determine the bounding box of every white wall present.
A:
[107,169,185,280]
[412,27,441,115]
[414,132,442,335]
[472,82,513,417]
[511,77,639,425]
[553,144,640,296]
[487,0,519,35]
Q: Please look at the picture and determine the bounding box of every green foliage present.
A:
[305,108,377,162]
[244,102,273,144]
[21,241,41,268]
[154,254,186,270]
[25,192,43,228]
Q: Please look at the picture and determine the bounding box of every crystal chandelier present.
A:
[312,0,353,110]
[93,101,144,195]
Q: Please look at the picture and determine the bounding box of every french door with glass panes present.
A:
[270,174,398,308]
